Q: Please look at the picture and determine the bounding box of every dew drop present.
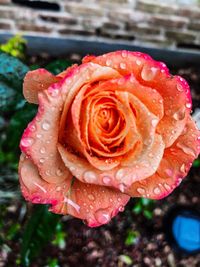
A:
[173,107,186,121]
[137,187,146,195]
[20,137,34,147]
[176,142,196,157]
[141,66,158,81]
[165,168,173,176]
[106,59,112,66]
[69,166,76,172]
[118,206,124,212]
[116,168,125,180]
[29,124,36,132]
[45,170,51,176]
[119,183,126,193]
[102,176,111,185]
[88,194,95,201]
[151,118,158,127]
[56,168,63,176]
[42,121,50,131]
[121,50,128,58]
[51,89,59,97]
[36,134,42,139]
[176,84,183,92]
[40,147,46,154]
[119,62,126,69]
[84,171,97,183]
[95,209,111,224]
[163,183,171,191]
[117,197,122,202]
[154,187,161,195]
[56,186,61,191]
[186,103,192,109]
[39,158,45,163]
[180,163,185,173]
[136,59,141,66]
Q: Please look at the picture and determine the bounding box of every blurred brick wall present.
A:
[0,0,200,50]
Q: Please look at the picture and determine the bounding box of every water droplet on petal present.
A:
[119,183,126,193]
[102,176,111,185]
[56,186,61,191]
[116,169,125,181]
[165,168,173,176]
[20,137,34,147]
[176,142,196,157]
[151,118,158,127]
[119,62,126,69]
[176,84,183,91]
[42,121,50,131]
[137,187,146,195]
[84,171,97,183]
[118,206,124,212]
[163,183,171,191]
[56,168,63,176]
[141,66,158,81]
[136,59,141,66]
[95,209,111,224]
[173,107,186,121]
[29,124,36,132]
[186,103,192,109]
[121,50,128,58]
[40,147,46,154]
[39,158,45,163]
[88,194,95,201]
[36,134,42,139]
[180,163,185,173]
[106,59,112,66]
[153,187,161,195]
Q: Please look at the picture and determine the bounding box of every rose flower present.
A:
[19,51,200,227]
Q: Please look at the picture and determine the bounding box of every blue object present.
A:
[172,214,200,253]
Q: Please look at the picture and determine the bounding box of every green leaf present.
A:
[119,255,133,265]
[193,158,200,167]
[45,59,72,75]
[125,230,140,246]
[132,203,142,214]
[21,205,60,267]
[143,210,153,220]
[47,258,59,267]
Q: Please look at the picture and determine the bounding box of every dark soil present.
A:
[1,57,200,267]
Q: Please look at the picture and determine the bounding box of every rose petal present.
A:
[19,154,130,227]
[90,51,190,147]
[23,69,61,104]
[126,116,200,199]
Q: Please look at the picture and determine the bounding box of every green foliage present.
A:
[45,59,72,75]
[193,157,200,167]
[118,255,133,265]
[132,198,155,220]
[47,258,60,267]
[125,229,140,246]
[0,35,27,60]
[52,221,67,249]
[21,205,61,267]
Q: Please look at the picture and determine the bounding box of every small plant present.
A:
[125,229,140,246]
[132,198,155,220]
[0,35,27,60]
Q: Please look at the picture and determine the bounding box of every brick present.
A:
[17,23,52,33]
[188,21,200,31]
[64,3,104,17]
[108,9,132,22]
[0,21,11,29]
[165,30,196,43]
[59,28,95,36]
[0,7,15,19]
[177,7,200,19]
[127,24,160,35]
[0,0,11,4]
[39,13,77,25]
[151,15,188,28]
[99,28,135,41]
[136,0,178,15]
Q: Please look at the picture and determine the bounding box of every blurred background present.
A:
[0,0,200,267]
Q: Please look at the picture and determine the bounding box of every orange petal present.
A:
[19,154,72,212]
[126,116,200,199]
[19,154,130,227]
[90,51,191,147]
[20,86,71,184]
[23,69,61,104]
